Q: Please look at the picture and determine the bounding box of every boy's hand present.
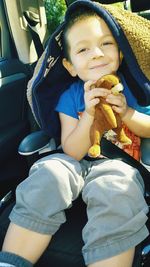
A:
[84,80,110,116]
[106,92,128,118]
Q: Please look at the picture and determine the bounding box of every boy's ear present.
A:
[62,58,77,77]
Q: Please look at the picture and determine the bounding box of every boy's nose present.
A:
[92,47,104,58]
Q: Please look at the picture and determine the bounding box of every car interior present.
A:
[0,0,150,266]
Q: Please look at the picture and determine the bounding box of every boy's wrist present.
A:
[84,110,95,118]
[121,107,131,121]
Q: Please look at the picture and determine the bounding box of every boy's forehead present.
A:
[67,16,113,41]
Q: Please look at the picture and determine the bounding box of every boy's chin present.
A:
[88,71,116,82]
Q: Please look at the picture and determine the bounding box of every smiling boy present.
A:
[57,9,150,162]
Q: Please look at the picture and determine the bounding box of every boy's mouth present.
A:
[90,63,108,69]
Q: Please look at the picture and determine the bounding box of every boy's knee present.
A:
[16,154,83,209]
[82,164,147,214]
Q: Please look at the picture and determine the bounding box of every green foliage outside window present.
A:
[44,0,67,34]
[44,0,125,35]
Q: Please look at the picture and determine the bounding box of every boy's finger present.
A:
[112,106,123,114]
[90,98,100,106]
[94,87,111,95]
[84,80,96,91]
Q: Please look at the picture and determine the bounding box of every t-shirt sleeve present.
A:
[55,87,78,119]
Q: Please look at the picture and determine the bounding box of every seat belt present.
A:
[23,11,44,58]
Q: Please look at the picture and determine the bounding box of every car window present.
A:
[44,0,67,35]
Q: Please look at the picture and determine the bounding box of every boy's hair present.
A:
[62,7,100,61]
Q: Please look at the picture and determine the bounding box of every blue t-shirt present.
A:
[55,74,150,117]
[55,79,84,118]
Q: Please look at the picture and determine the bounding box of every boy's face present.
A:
[63,16,120,82]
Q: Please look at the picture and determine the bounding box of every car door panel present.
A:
[0,58,31,197]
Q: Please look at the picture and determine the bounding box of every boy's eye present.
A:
[102,42,113,46]
[77,48,88,54]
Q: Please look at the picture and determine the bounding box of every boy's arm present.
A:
[121,108,150,138]
[59,111,94,161]
[106,93,150,138]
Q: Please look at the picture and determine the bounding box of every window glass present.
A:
[44,0,67,34]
